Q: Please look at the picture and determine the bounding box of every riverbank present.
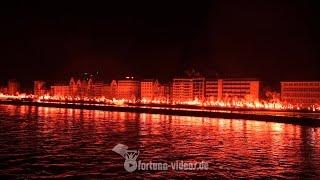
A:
[1,100,320,127]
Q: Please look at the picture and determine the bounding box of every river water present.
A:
[0,105,319,178]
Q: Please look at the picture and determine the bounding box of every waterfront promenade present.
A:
[1,100,320,127]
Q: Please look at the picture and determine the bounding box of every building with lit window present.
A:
[34,81,47,97]
[110,80,118,99]
[51,84,69,97]
[140,79,160,101]
[115,77,140,101]
[7,79,20,95]
[220,79,260,101]
[69,77,80,97]
[79,79,94,97]
[192,77,205,101]
[158,83,171,102]
[68,77,112,98]
[172,78,193,102]
[205,79,219,101]
[172,77,205,102]
[205,78,260,101]
[93,81,104,97]
[281,81,320,105]
[102,84,112,99]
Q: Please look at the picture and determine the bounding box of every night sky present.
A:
[1,1,319,88]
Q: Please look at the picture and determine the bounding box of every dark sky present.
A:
[1,0,319,87]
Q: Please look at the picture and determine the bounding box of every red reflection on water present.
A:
[0,105,320,178]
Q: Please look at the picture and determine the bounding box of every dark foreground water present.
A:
[0,105,320,179]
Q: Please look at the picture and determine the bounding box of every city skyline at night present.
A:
[1,1,320,179]
[1,74,320,110]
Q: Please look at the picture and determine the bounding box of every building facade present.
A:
[51,77,112,98]
[115,77,140,100]
[34,81,46,97]
[0,87,8,95]
[172,77,205,102]
[102,84,112,99]
[140,79,160,101]
[93,81,104,97]
[219,79,260,101]
[281,81,320,105]
[7,79,20,95]
[205,79,260,101]
[158,84,171,102]
[172,78,194,102]
[47,76,260,102]
[205,79,219,101]
[110,80,118,99]
[51,84,69,97]
[69,78,80,97]
[192,77,205,101]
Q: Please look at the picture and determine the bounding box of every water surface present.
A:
[0,105,319,178]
